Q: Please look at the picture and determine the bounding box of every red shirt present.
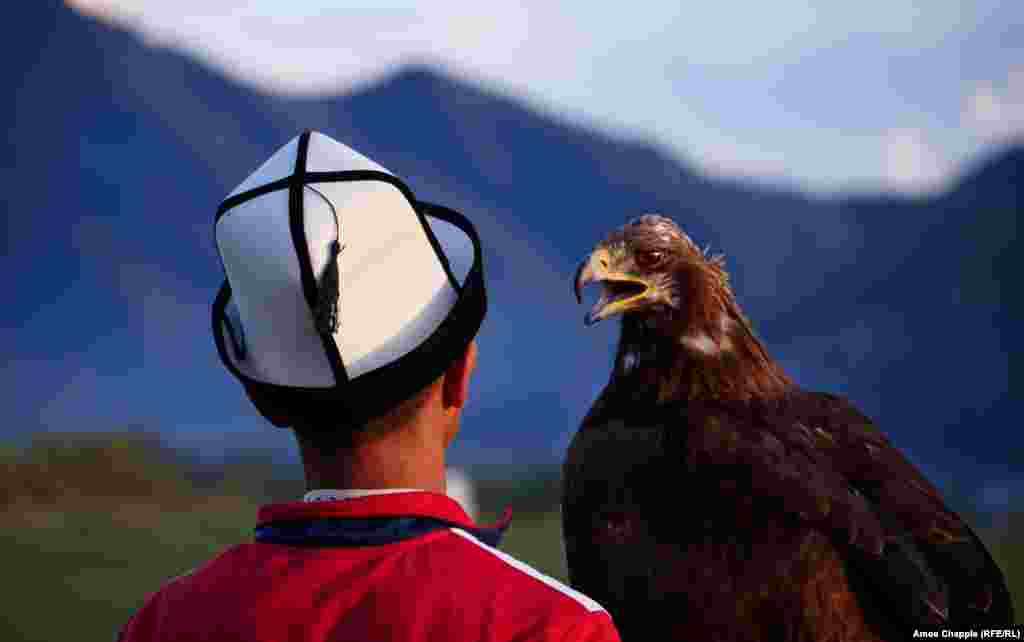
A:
[118,491,621,642]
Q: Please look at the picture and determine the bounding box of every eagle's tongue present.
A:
[585,282,646,326]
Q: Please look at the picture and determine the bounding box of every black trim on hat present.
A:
[211,134,486,431]
[290,132,317,309]
[216,168,462,294]
[216,175,292,219]
[288,131,349,384]
[305,170,461,293]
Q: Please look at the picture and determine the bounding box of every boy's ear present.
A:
[442,340,477,411]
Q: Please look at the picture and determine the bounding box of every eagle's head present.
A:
[575,214,790,398]
[575,215,731,331]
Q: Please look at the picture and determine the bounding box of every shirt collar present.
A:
[258,489,511,535]
[302,488,423,502]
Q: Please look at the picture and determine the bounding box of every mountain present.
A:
[3,2,1020,500]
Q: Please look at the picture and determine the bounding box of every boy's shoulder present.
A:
[429,527,605,614]
[121,531,620,642]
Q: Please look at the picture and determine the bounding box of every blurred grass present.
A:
[497,509,567,581]
[0,499,259,642]
[0,433,1018,642]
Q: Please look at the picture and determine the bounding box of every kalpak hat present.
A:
[212,131,486,428]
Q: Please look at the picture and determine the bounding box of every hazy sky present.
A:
[70,0,1023,194]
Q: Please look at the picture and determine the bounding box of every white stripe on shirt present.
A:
[450,528,606,613]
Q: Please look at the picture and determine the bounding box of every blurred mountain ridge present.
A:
[3,2,1020,499]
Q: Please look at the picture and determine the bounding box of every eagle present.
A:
[562,214,1013,641]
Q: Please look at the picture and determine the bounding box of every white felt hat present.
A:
[212,131,486,427]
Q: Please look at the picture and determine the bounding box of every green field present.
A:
[0,434,1018,641]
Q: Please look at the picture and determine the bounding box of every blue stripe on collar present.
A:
[255,515,509,548]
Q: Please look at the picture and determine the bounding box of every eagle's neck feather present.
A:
[613,302,792,404]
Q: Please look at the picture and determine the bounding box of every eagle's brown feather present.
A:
[563,215,1013,641]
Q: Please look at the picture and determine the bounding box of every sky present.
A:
[68,0,1024,194]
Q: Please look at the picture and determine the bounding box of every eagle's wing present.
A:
[800,392,1015,632]
[561,389,1014,641]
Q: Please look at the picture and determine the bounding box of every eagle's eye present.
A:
[635,249,664,270]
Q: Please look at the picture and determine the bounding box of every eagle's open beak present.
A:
[574,247,652,326]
